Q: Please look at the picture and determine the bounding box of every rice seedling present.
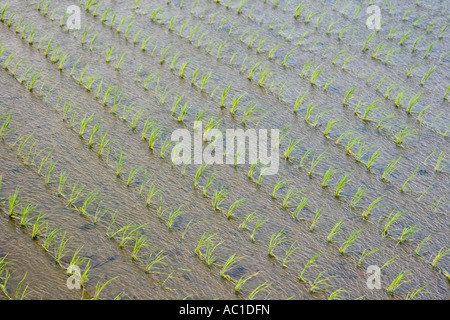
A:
[397,225,420,244]
[230,93,246,115]
[339,229,360,255]
[341,54,355,70]
[213,187,228,211]
[13,272,31,300]
[126,165,143,187]
[144,183,162,208]
[334,172,352,198]
[239,211,260,231]
[80,191,102,217]
[266,229,287,258]
[220,254,243,281]
[322,167,337,188]
[271,179,289,199]
[68,183,84,207]
[350,186,366,209]
[393,126,420,146]
[310,66,323,85]
[194,230,216,257]
[0,113,13,140]
[26,70,41,92]
[226,199,247,220]
[282,48,296,67]
[70,56,80,76]
[78,114,94,138]
[284,139,301,161]
[167,206,186,230]
[309,271,333,293]
[234,272,259,295]
[444,84,450,101]
[308,150,329,177]
[42,227,58,252]
[431,248,450,268]
[405,284,429,300]
[382,157,402,182]
[247,282,271,300]
[309,208,322,231]
[88,122,102,148]
[357,248,381,268]
[291,196,309,221]
[438,24,448,39]
[361,195,384,220]
[361,32,375,52]
[32,212,47,239]
[282,188,303,209]
[201,172,217,197]
[398,29,412,46]
[250,218,266,242]
[54,232,70,266]
[401,163,422,193]
[375,75,388,92]
[343,86,357,106]
[326,219,343,243]
[7,187,21,218]
[424,41,438,59]
[116,225,146,249]
[430,151,448,173]
[145,249,170,274]
[115,53,127,70]
[92,277,118,300]
[298,252,323,282]
[420,66,437,86]
[148,126,162,150]
[18,201,35,227]
[293,91,308,114]
[388,271,409,296]
[381,210,404,237]
[4,51,17,71]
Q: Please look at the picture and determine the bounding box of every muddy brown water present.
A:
[0,0,448,300]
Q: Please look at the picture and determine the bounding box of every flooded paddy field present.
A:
[0,0,448,300]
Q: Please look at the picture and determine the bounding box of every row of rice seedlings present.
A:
[194,230,222,268]
[0,254,31,300]
[0,179,101,293]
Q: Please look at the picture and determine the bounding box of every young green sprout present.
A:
[431,248,450,268]
[220,254,244,281]
[339,229,360,255]
[327,219,343,243]
[267,230,287,258]
[309,208,322,231]
[388,271,409,296]
[299,252,324,282]
[335,172,352,197]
